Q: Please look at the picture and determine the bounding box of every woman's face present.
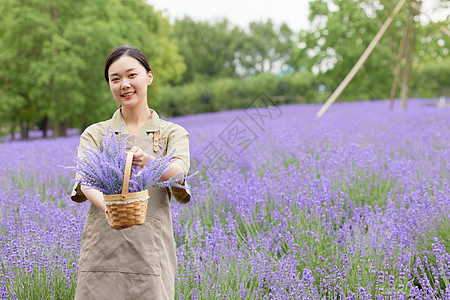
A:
[108,55,153,109]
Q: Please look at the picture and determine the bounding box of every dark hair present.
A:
[104,45,152,83]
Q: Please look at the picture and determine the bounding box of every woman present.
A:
[71,45,190,299]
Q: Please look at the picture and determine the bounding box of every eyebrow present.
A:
[109,68,139,77]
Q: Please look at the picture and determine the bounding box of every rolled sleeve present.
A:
[165,124,191,204]
[70,126,102,203]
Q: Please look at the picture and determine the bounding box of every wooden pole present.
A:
[400,20,418,109]
[316,0,408,117]
[398,0,420,110]
[441,26,450,38]
[389,20,410,110]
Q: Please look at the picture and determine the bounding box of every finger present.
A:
[132,153,142,160]
[130,146,139,153]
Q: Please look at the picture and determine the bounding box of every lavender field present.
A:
[1,99,449,299]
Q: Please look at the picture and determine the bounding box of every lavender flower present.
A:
[2,99,450,299]
[69,126,191,195]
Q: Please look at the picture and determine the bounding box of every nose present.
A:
[121,79,131,89]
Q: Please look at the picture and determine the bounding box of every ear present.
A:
[147,71,153,86]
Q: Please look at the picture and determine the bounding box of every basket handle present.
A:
[121,152,134,199]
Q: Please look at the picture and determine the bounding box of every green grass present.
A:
[412,216,450,295]
[4,268,76,300]
[173,153,450,298]
[3,143,449,299]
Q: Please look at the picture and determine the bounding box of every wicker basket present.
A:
[103,152,149,227]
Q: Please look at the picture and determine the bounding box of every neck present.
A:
[120,102,152,134]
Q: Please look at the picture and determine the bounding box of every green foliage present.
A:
[156,71,321,117]
[413,216,450,295]
[236,20,296,76]
[0,0,185,137]
[411,21,450,98]
[4,260,77,300]
[172,18,296,83]
[293,0,396,101]
[173,17,240,83]
[292,0,449,101]
[1,0,448,137]
[412,57,450,98]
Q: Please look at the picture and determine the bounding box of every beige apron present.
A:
[75,133,177,300]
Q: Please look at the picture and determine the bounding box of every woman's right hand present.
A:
[81,184,130,230]
[129,146,155,168]
[105,209,130,230]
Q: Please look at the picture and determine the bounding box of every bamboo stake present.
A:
[316,0,408,117]
[441,26,450,38]
[389,19,410,110]
[400,21,418,110]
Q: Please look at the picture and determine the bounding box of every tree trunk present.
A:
[20,122,29,140]
[38,117,49,138]
[9,124,16,141]
[42,117,49,138]
[52,119,70,137]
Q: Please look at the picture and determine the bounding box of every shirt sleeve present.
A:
[165,124,191,205]
[70,125,102,203]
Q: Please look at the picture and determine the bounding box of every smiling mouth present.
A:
[121,92,135,98]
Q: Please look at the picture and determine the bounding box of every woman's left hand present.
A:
[129,146,150,168]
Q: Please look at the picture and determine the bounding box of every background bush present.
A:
[156,71,322,117]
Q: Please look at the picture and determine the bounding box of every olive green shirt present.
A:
[71,108,191,204]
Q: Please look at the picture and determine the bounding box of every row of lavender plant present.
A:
[0,137,85,299]
[0,99,449,299]
[171,99,450,299]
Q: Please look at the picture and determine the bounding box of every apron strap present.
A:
[153,131,160,153]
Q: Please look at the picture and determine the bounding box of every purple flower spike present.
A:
[68,126,192,194]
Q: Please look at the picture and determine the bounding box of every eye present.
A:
[111,77,119,83]
[129,73,137,78]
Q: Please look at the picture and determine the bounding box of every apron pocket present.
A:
[78,213,121,272]
[118,217,163,276]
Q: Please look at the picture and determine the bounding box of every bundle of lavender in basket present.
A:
[68,127,192,227]
[71,127,189,195]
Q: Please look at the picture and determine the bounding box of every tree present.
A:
[236,20,296,76]
[171,18,296,82]
[293,0,448,104]
[411,20,450,98]
[0,0,185,138]
[172,17,241,83]
[293,0,399,101]
[0,0,54,138]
